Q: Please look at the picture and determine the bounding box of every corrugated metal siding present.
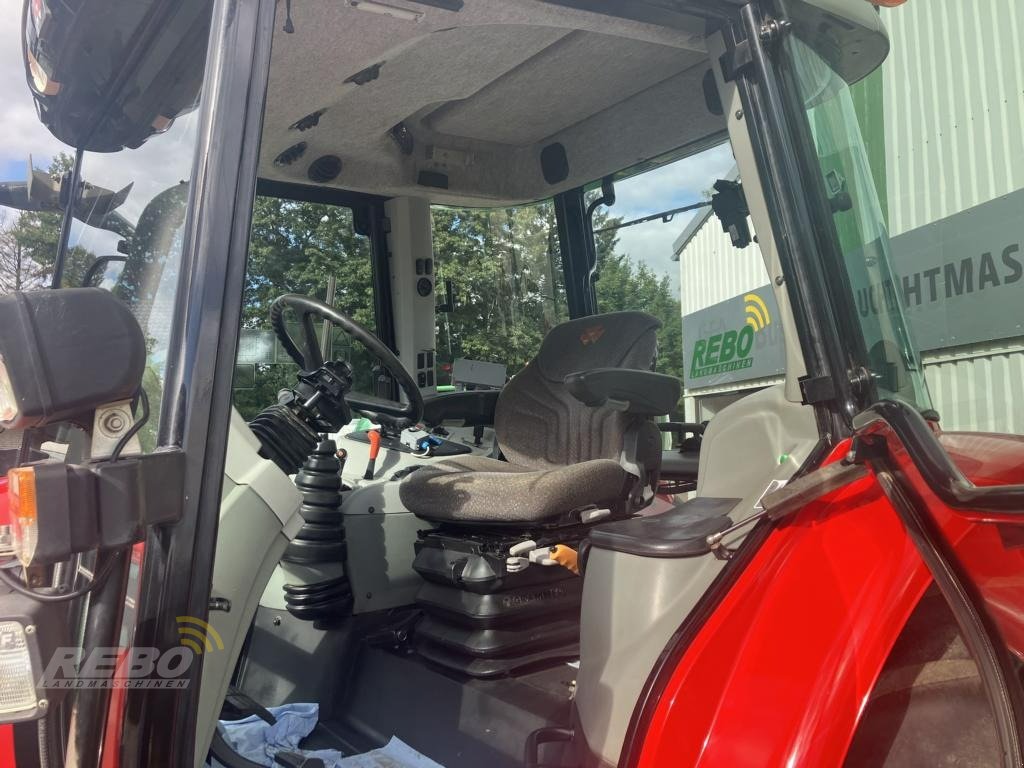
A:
[679,216,769,318]
[880,0,1024,433]
[679,3,1024,426]
[881,0,1024,237]
[923,343,1024,434]
[678,215,777,399]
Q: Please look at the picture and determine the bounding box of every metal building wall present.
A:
[678,215,782,417]
[678,214,770,318]
[679,3,1024,430]
[881,1,1024,431]
[880,0,1024,237]
[923,342,1024,434]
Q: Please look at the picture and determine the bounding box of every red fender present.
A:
[636,442,932,767]
[637,431,1024,767]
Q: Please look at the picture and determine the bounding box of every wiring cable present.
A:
[0,549,124,603]
[110,388,150,461]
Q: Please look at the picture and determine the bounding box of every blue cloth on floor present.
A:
[213,702,344,767]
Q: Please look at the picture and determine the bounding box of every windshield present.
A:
[785,36,932,413]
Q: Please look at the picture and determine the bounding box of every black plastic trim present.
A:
[122,0,277,764]
[854,400,1024,511]
[726,4,854,434]
[589,497,738,557]
[421,389,500,428]
[553,187,597,318]
[255,177,389,208]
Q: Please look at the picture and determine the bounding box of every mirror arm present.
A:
[52,148,85,289]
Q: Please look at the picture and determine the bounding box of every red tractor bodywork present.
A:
[634,432,1024,766]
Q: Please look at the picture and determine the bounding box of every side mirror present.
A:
[24,0,213,152]
[81,255,128,288]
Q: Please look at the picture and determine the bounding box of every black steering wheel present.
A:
[269,293,423,430]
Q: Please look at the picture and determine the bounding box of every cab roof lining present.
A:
[259,0,726,206]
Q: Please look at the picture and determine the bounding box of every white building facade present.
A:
[676,1,1024,433]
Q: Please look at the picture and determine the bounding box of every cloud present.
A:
[0,0,69,174]
[614,210,700,291]
[611,143,737,217]
[599,142,738,292]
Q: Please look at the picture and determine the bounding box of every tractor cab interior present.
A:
[191,3,885,767]
[0,0,891,766]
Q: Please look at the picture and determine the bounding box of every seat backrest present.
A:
[494,311,661,470]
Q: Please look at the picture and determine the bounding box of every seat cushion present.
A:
[399,455,628,524]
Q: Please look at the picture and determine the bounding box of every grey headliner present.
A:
[259,0,724,206]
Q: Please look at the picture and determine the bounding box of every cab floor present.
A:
[237,606,576,768]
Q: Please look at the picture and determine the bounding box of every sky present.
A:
[0,0,70,218]
[598,142,736,293]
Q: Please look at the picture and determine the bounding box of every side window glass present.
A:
[591,145,765,424]
[232,197,376,419]
[430,200,567,387]
[844,587,1000,766]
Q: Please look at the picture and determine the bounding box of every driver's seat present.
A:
[400,311,664,524]
[400,311,674,677]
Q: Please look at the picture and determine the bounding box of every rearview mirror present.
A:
[81,256,129,288]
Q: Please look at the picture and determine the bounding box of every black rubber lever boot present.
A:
[274,753,325,768]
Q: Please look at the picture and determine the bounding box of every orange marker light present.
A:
[869,0,907,6]
[7,468,38,567]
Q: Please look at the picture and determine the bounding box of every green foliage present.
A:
[593,221,683,381]
[433,202,567,376]
[233,197,378,418]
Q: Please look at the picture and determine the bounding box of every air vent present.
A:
[345,62,383,86]
[274,142,307,167]
[307,155,343,183]
[290,109,326,132]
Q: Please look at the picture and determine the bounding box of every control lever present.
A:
[363,429,381,480]
[508,540,579,574]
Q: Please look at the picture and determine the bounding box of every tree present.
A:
[0,210,47,293]
[592,212,684,384]
[233,197,378,417]
[433,201,568,376]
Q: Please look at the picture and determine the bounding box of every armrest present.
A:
[420,389,500,428]
[564,368,681,416]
